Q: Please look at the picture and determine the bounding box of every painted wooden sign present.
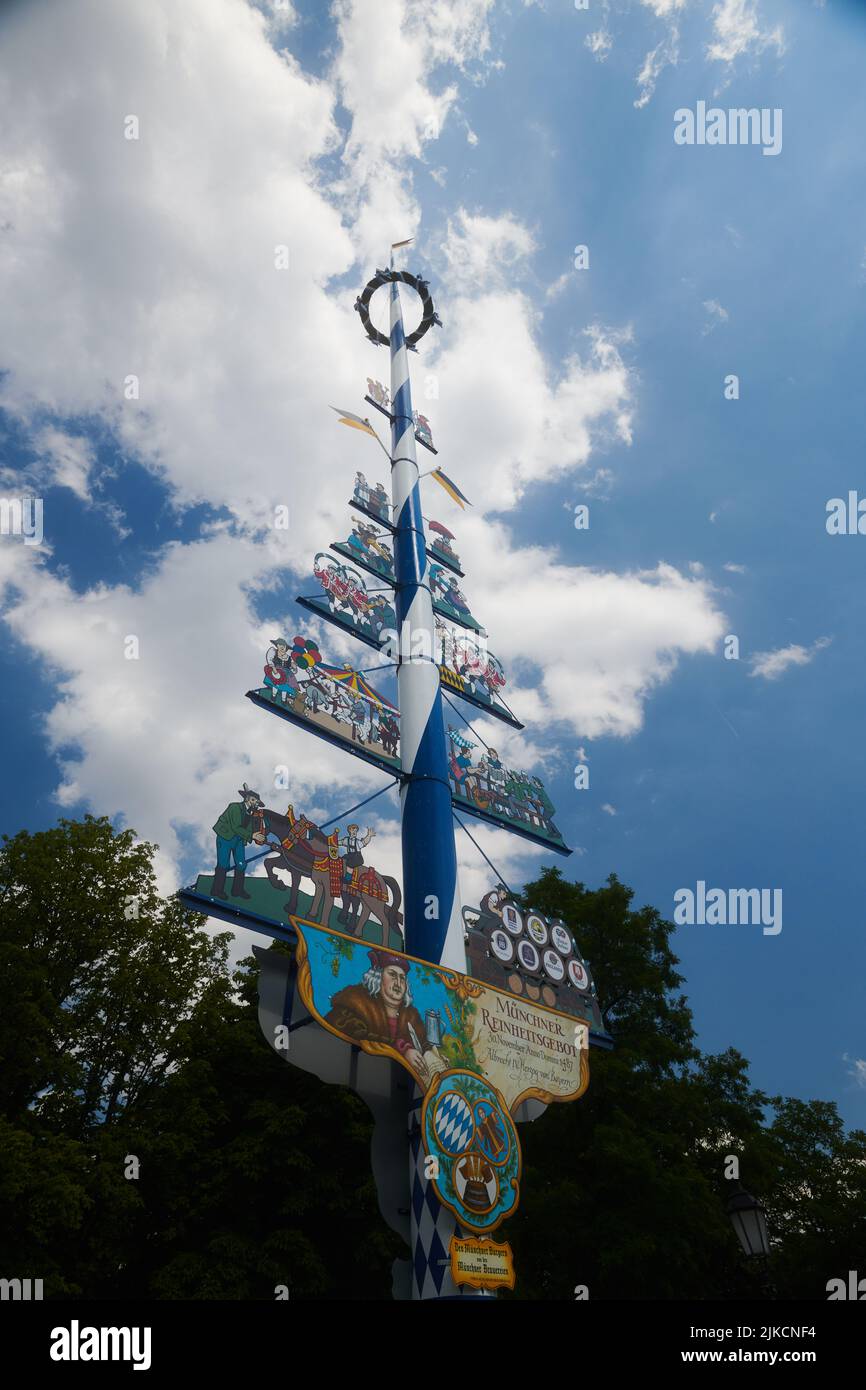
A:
[463,887,610,1042]
[297,553,397,653]
[351,472,393,530]
[430,564,484,634]
[363,380,437,454]
[331,516,395,584]
[437,623,522,729]
[247,635,400,777]
[195,795,404,949]
[428,520,463,575]
[422,1070,520,1233]
[290,915,590,1231]
[447,727,570,854]
[413,411,434,449]
[449,1236,515,1291]
[292,918,589,1108]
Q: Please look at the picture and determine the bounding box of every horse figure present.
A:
[256,807,403,945]
[254,806,328,920]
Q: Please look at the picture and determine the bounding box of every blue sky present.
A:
[1,0,865,1129]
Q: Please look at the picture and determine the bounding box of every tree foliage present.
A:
[506,868,866,1299]
[0,823,862,1299]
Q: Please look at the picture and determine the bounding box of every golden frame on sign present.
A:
[292,916,592,1112]
[449,1235,516,1292]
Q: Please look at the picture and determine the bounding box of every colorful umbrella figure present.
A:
[317,663,399,713]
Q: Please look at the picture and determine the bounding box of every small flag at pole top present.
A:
[329,406,378,438]
[391,238,414,248]
[431,467,472,510]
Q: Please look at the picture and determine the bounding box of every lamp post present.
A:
[726,1182,770,1259]
[727,1180,773,1298]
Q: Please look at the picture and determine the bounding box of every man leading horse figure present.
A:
[211,783,267,900]
[256,805,402,946]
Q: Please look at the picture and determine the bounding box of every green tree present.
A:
[2,821,863,1299]
[0,816,397,1299]
[504,868,866,1300]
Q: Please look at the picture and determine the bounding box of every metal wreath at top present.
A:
[354,269,441,349]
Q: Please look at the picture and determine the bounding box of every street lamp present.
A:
[726,1181,770,1258]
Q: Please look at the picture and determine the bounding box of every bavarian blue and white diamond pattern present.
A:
[408,1093,492,1301]
[434,1090,475,1156]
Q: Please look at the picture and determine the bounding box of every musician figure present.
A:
[337,823,374,928]
[263,637,297,703]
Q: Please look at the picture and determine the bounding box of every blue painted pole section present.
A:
[387,275,465,972]
[387,268,491,1302]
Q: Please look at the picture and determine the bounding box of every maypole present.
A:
[386,258,464,972]
[180,243,612,1304]
[385,250,481,1298]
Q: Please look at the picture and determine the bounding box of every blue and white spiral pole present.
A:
[385,263,491,1301]
[387,271,465,975]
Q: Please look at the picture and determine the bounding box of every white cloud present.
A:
[8,427,130,538]
[257,0,300,32]
[578,468,616,499]
[335,0,495,174]
[639,0,688,14]
[724,562,746,574]
[0,532,352,892]
[702,298,729,334]
[844,1054,866,1089]
[0,0,729,897]
[634,28,680,110]
[545,271,573,302]
[440,209,536,291]
[332,0,496,262]
[457,530,727,739]
[706,0,784,66]
[32,428,96,501]
[455,818,545,920]
[601,803,617,816]
[426,292,634,509]
[0,0,354,539]
[633,0,782,109]
[749,636,832,682]
[585,31,613,61]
